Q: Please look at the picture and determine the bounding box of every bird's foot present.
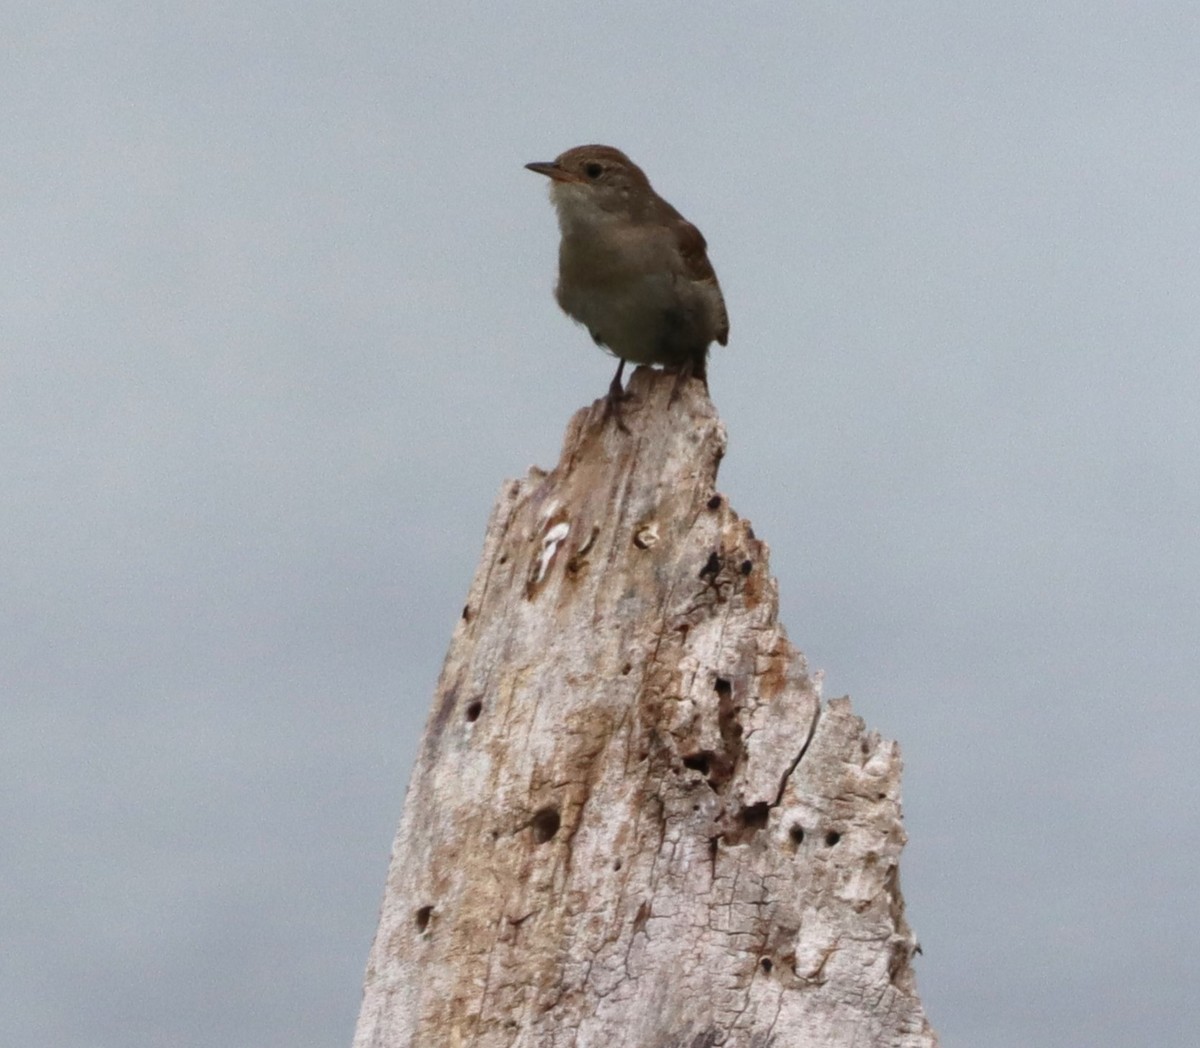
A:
[669,359,707,405]
[602,386,632,433]
[603,360,632,433]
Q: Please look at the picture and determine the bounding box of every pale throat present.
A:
[549,182,630,237]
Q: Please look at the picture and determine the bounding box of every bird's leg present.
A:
[607,358,627,401]
[602,359,631,432]
[669,351,708,404]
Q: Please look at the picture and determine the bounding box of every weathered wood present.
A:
[355,368,938,1047]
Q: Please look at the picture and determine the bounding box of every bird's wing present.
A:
[672,216,729,346]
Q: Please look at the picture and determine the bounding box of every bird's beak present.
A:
[525,161,576,182]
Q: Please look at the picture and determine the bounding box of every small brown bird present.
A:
[525,145,728,404]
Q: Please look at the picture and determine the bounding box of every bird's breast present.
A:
[554,242,720,364]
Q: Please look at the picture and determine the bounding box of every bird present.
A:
[525,145,728,409]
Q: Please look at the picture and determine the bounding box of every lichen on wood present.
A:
[355,368,938,1048]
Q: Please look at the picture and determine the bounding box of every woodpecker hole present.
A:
[738,802,770,831]
[531,807,561,844]
[414,906,432,933]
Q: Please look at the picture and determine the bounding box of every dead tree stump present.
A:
[354,368,938,1047]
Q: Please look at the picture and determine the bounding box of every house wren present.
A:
[525,145,728,403]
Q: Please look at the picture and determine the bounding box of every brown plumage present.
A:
[525,145,728,400]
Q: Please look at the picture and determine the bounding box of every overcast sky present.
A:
[4,4,1198,1047]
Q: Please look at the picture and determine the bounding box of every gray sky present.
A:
[4,3,1198,1046]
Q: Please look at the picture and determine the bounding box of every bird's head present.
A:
[526,145,655,228]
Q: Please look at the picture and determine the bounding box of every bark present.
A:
[355,368,938,1048]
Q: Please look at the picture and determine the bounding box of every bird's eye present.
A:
[584,162,603,179]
